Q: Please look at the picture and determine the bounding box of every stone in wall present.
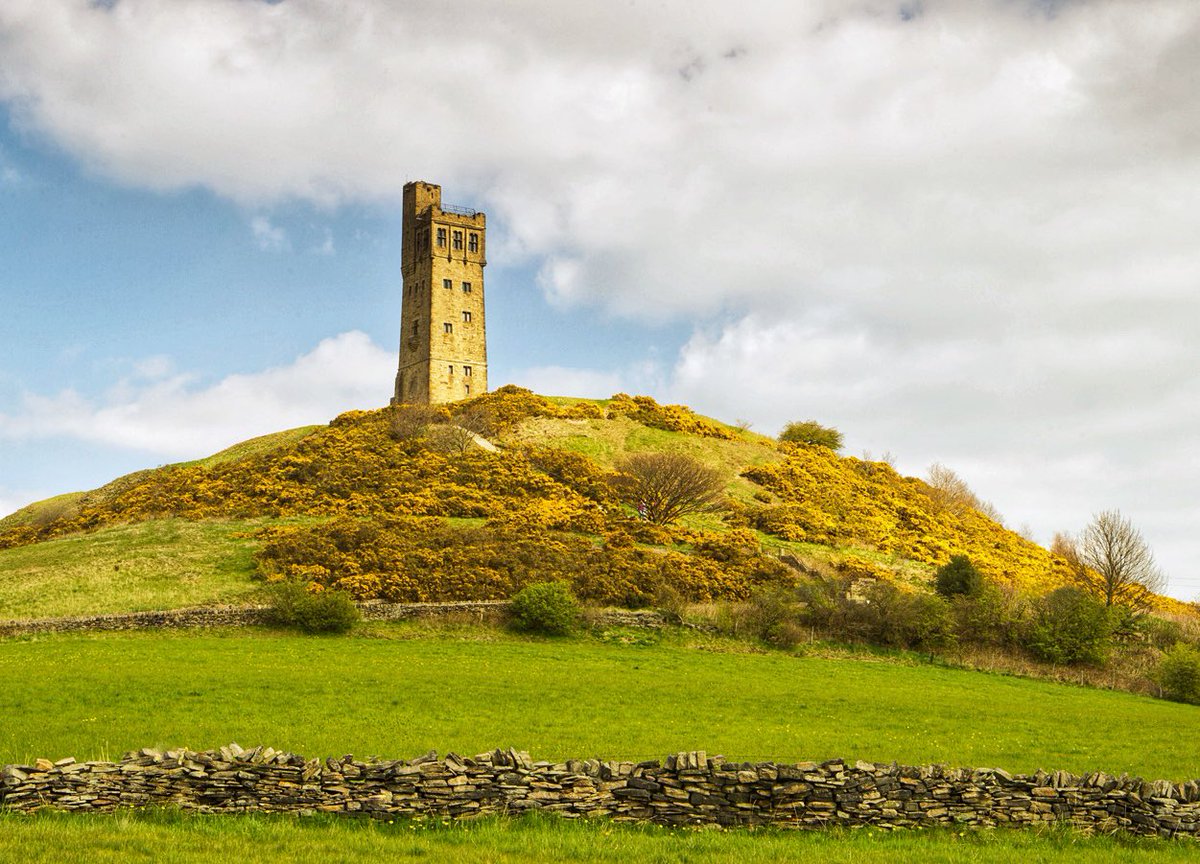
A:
[3,746,1198,838]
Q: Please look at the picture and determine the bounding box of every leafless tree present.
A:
[427,409,494,454]
[613,452,726,525]
[1056,510,1165,613]
[389,404,442,443]
[924,463,1003,524]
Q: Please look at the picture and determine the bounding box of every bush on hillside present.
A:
[950,581,1023,647]
[1155,643,1200,704]
[613,452,726,525]
[1025,587,1112,665]
[255,515,790,608]
[935,555,984,598]
[859,583,956,653]
[606,393,735,439]
[508,581,580,635]
[264,583,360,634]
[388,404,447,445]
[744,584,804,648]
[791,576,954,653]
[778,420,843,451]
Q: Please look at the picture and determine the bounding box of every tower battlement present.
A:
[392,181,487,405]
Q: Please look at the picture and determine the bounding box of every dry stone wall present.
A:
[0,602,664,638]
[3,745,1198,837]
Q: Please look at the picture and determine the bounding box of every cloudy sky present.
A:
[1,0,1197,598]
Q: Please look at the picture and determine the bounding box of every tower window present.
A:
[448,364,454,375]
[462,281,472,293]
[443,278,453,290]
[443,322,453,334]
[462,310,472,323]
[464,383,471,395]
[436,227,446,247]
[452,230,463,250]
[468,233,479,253]
[463,366,472,376]
[412,320,419,335]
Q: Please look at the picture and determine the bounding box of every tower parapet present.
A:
[393,181,487,405]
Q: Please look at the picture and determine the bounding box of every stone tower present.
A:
[392,181,487,405]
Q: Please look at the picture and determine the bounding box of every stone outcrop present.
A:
[3,746,1198,838]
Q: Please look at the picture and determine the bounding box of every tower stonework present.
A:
[392,181,487,405]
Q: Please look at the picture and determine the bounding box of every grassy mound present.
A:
[0,387,1093,616]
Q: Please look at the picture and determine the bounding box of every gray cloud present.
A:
[2,0,1198,595]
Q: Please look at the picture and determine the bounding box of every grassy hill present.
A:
[0,387,1075,619]
[2,390,1198,859]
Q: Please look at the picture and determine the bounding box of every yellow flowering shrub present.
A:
[744,448,1062,592]
[255,515,791,605]
[605,394,735,439]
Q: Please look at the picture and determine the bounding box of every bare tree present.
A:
[613,453,726,525]
[389,404,440,442]
[925,463,1003,524]
[1057,510,1165,613]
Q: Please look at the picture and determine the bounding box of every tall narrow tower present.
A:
[393,181,487,405]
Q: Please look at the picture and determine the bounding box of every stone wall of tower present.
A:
[394,182,487,405]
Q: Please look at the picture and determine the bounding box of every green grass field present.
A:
[2,626,1196,780]
[0,811,1192,864]
[0,520,265,620]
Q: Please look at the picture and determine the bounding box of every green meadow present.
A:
[0,811,1193,864]
[1,626,1196,780]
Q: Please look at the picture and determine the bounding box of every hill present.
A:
[0,386,1074,616]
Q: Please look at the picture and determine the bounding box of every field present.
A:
[3,625,1199,860]
[2,625,1196,779]
[0,519,264,620]
[0,811,1193,863]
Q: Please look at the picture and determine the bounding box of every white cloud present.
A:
[250,215,288,251]
[667,310,1200,599]
[2,0,1199,596]
[0,331,395,459]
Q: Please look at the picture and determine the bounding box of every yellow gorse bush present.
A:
[744,445,1066,592]
[0,389,1089,605]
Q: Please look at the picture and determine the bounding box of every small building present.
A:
[392,181,487,405]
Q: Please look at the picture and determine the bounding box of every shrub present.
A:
[935,555,983,598]
[1155,643,1200,704]
[613,453,726,525]
[859,583,955,653]
[744,585,802,648]
[1138,615,1185,651]
[508,581,580,636]
[606,394,735,439]
[778,420,843,451]
[264,583,360,634]
[388,404,443,444]
[1025,587,1112,665]
[951,581,1021,647]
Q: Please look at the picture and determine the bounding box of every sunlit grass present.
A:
[1,627,1196,779]
[0,520,266,620]
[174,426,322,469]
[0,811,1194,864]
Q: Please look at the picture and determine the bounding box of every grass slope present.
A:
[0,812,1192,864]
[0,520,266,620]
[0,388,1085,615]
[2,627,1196,780]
